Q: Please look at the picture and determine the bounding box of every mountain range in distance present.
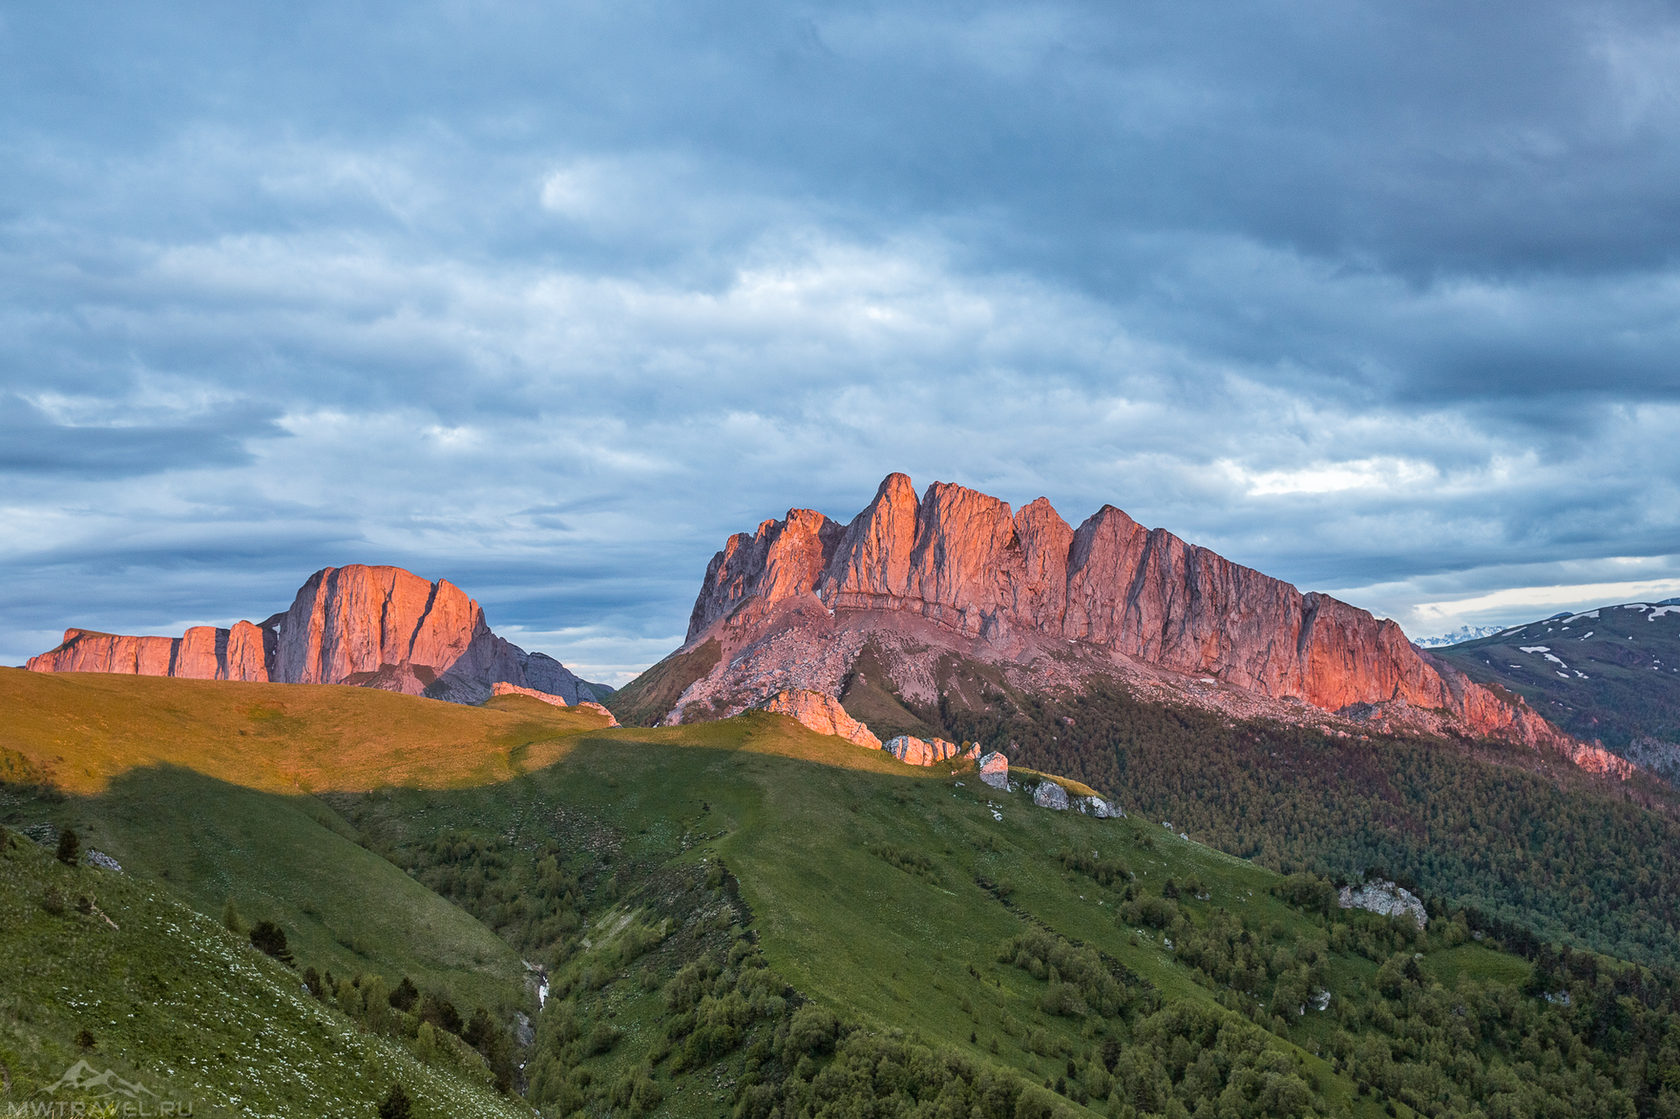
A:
[26,473,1668,781]
[1408,624,1510,649]
[1429,600,1680,782]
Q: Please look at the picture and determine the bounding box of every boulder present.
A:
[757,689,880,750]
[1033,781,1069,810]
[978,751,1009,790]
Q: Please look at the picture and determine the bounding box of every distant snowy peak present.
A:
[1411,624,1509,648]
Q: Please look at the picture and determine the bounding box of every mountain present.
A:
[1409,624,1509,648]
[624,473,1619,774]
[1428,600,1680,781]
[25,563,609,705]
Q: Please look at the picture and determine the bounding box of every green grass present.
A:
[0,828,526,1118]
[1421,943,1532,988]
[4,669,1671,1119]
[0,667,612,795]
[6,767,529,1013]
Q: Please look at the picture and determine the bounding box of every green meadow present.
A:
[3,668,1677,1118]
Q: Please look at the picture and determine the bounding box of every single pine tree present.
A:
[55,828,80,866]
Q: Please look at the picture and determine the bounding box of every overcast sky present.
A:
[5,2,1679,683]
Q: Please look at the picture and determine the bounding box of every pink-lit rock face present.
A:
[492,681,568,707]
[682,473,1587,757]
[27,564,602,707]
[575,701,620,727]
[883,734,969,767]
[758,689,881,751]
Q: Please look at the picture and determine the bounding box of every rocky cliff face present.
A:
[27,564,604,706]
[758,689,882,750]
[677,473,1609,766]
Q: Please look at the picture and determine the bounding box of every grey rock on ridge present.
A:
[27,564,606,706]
[1032,781,1070,810]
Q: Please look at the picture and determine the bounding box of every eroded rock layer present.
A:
[680,473,1616,768]
[28,564,603,706]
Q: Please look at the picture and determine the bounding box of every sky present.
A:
[4,1,1679,684]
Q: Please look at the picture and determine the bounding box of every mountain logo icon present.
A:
[45,1059,162,1101]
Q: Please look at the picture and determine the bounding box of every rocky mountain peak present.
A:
[669,473,1619,770]
[28,563,604,706]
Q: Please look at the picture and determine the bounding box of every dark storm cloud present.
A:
[2,0,1678,674]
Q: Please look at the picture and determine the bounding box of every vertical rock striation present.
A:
[681,473,1583,752]
[27,564,602,706]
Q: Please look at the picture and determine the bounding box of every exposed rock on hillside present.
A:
[28,565,605,707]
[978,751,1010,790]
[492,682,568,707]
[1338,880,1428,929]
[758,689,881,750]
[883,734,971,766]
[1074,795,1123,819]
[664,473,1612,771]
[1033,781,1070,810]
[575,701,620,727]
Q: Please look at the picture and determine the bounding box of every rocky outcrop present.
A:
[758,689,881,750]
[492,682,569,707]
[1338,880,1428,929]
[1074,795,1123,819]
[576,701,621,727]
[680,473,1583,756]
[883,734,972,766]
[978,751,1010,790]
[28,564,605,707]
[1032,781,1070,810]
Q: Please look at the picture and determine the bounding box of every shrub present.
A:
[249,920,294,966]
[782,1003,839,1061]
[55,828,80,866]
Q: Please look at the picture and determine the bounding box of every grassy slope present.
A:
[337,713,1410,1117]
[0,670,616,1011]
[12,668,1668,1117]
[604,640,721,727]
[0,829,527,1118]
[0,668,612,794]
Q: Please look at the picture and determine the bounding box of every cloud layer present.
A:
[4,1,1678,679]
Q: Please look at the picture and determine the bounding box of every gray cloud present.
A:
[2,1,1678,677]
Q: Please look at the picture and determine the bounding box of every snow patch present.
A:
[1519,646,1551,653]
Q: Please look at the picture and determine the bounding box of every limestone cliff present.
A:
[28,564,604,706]
[676,473,1610,767]
[757,689,882,750]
